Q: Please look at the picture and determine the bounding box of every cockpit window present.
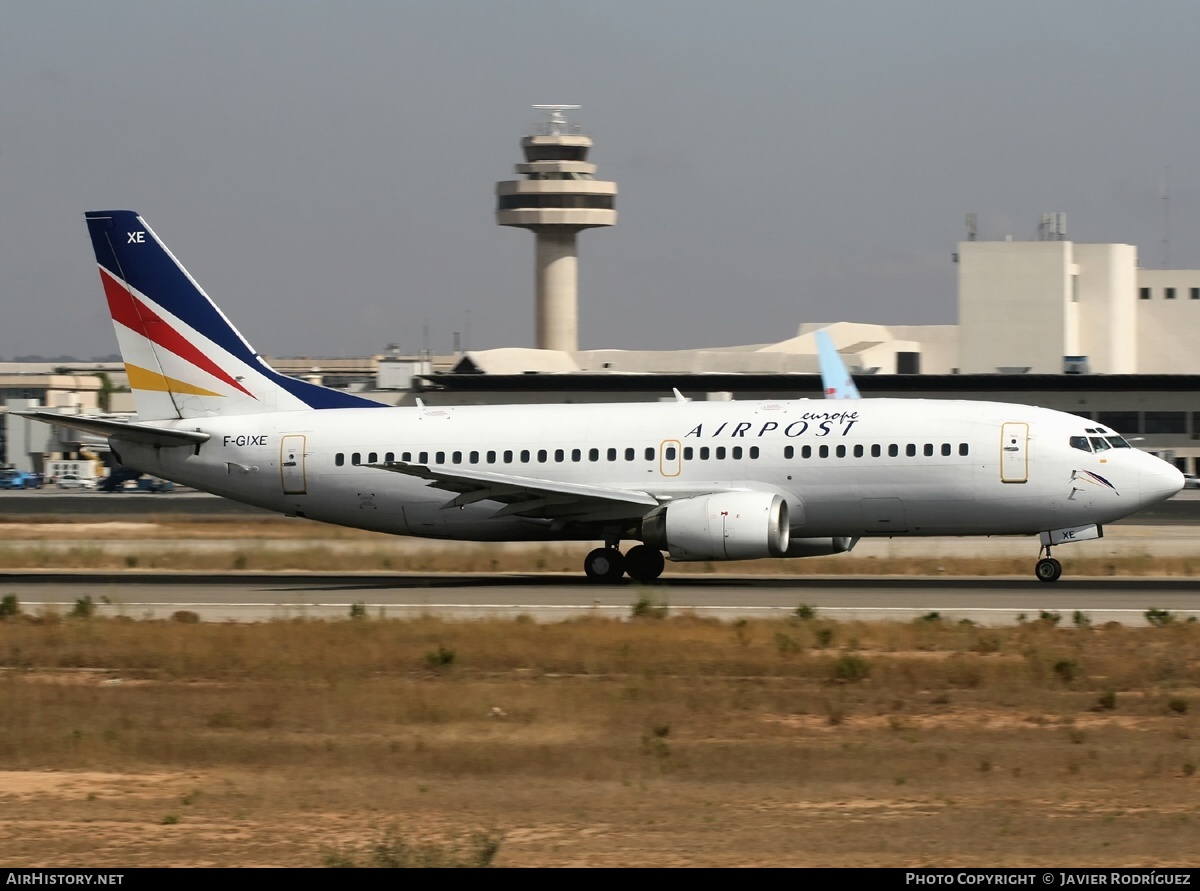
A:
[1089,437,1112,452]
[1069,436,1092,452]
[1105,436,1132,449]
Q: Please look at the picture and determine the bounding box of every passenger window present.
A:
[853,444,863,458]
[730,446,741,459]
[835,445,846,458]
[1089,437,1111,452]
[923,444,933,457]
[572,449,582,462]
[487,451,496,463]
[435,451,445,464]
[608,448,617,461]
[335,453,344,466]
[784,446,794,459]
[555,449,564,462]
[589,448,600,462]
[538,449,547,462]
[1070,436,1092,452]
[664,447,676,461]
[941,443,951,457]
[368,452,378,463]
[871,444,881,458]
[818,445,829,458]
[888,444,899,457]
[419,451,429,463]
[520,450,530,462]
[716,447,727,460]
[352,453,361,465]
[402,452,412,462]
[700,447,710,460]
[452,451,462,464]
[470,451,479,463]
[801,445,811,459]
[385,452,394,463]
[625,448,635,461]
[504,450,514,463]
[644,447,655,461]
[749,446,759,459]
[959,443,969,456]
[906,444,916,457]
[683,447,694,460]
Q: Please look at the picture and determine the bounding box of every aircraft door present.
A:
[281,435,307,495]
[1000,423,1029,484]
[659,440,682,477]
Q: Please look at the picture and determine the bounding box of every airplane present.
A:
[815,330,861,400]
[19,210,1184,585]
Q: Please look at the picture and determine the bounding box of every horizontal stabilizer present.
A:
[13,411,210,448]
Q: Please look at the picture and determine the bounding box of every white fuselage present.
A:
[112,398,1183,547]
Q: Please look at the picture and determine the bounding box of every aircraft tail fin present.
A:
[85,210,383,420]
[815,330,861,400]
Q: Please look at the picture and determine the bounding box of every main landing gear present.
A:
[1035,544,1063,583]
[583,543,666,584]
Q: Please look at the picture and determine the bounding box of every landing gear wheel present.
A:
[584,547,625,583]
[624,545,665,583]
[1035,557,1062,583]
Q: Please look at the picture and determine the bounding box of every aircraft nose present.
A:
[1140,456,1184,506]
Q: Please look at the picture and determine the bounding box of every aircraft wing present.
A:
[13,411,210,448]
[366,461,660,521]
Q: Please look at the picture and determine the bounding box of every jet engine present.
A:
[641,492,790,561]
[784,536,858,558]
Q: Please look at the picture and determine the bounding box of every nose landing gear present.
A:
[1035,544,1063,583]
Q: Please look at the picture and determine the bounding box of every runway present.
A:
[3,571,1198,626]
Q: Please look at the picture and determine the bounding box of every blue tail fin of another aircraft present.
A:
[85,210,384,420]
[815,330,861,400]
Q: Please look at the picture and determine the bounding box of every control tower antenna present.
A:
[495,105,617,352]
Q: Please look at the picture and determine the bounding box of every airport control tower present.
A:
[496,105,617,352]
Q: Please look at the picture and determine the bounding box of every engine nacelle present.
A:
[642,492,790,561]
[784,536,858,558]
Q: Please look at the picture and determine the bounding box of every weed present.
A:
[732,618,751,646]
[631,595,668,619]
[426,646,456,669]
[814,626,835,649]
[69,596,94,619]
[794,603,816,621]
[774,632,802,657]
[1073,610,1091,628]
[1095,689,1117,711]
[349,601,366,620]
[1145,608,1175,627]
[834,654,870,683]
[1184,763,1196,778]
[325,830,499,868]
[124,555,138,568]
[170,610,200,624]
[1039,611,1062,626]
[1053,659,1078,684]
[0,594,19,619]
[161,814,180,825]
[1167,698,1189,715]
[918,612,942,623]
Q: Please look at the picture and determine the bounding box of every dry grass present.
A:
[0,515,1198,576]
[1,612,1198,866]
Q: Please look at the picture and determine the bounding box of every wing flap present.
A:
[365,461,658,520]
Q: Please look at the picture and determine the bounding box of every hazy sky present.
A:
[4,1,1200,360]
